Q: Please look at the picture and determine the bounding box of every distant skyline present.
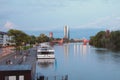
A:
[0,0,120,32]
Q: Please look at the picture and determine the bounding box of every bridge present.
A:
[50,39,64,45]
[50,38,89,45]
[82,39,89,45]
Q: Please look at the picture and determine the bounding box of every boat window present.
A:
[38,52,54,54]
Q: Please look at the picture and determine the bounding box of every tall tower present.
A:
[64,25,69,39]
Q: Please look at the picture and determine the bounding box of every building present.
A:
[49,32,53,38]
[0,31,12,47]
[105,30,110,38]
[0,65,33,80]
[64,25,69,39]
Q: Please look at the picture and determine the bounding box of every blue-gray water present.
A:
[36,43,120,80]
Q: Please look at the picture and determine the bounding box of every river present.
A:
[36,43,120,80]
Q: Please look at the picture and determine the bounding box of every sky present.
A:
[0,0,120,33]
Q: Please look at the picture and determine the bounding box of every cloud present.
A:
[0,21,19,31]
[0,0,120,32]
[4,21,14,29]
[78,16,120,30]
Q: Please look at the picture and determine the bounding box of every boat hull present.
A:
[37,54,55,59]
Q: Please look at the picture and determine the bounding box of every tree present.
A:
[89,30,120,51]
[8,29,30,47]
[89,31,106,48]
[29,35,37,44]
[110,31,120,50]
[37,33,49,43]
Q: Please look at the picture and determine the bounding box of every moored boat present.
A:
[37,43,55,59]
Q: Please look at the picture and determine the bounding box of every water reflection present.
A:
[36,43,120,80]
[95,48,108,54]
[63,43,90,57]
[37,59,55,68]
[94,48,120,65]
[80,45,87,56]
[74,43,80,55]
[64,44,69,57]
[73,43,89,56]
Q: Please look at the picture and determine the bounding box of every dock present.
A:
[0,47,68,80]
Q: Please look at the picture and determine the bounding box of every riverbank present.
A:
[89,30,120,51]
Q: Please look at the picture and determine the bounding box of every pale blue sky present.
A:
[0,0,120,32]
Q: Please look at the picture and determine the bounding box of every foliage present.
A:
[89,31,106,48]
[8,29,30,46]
[110,31,120,50]
[8,29,51,46]
[49,37,54,42]
[29,35,36,44]
[89,30,120,50]
[22,45,32,50]
[37,33,49,43]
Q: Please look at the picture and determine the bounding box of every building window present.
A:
[5,75,24,80]
[5,76,16,80]
[0,35,3,38]
[19,75,24,80]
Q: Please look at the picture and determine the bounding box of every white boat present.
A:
[37,43,55,59]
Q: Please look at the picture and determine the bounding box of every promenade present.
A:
[0,47,36,65]
[0,47,37,80]
[0,47,15,59]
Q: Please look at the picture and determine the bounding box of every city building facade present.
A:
[64,25,69,39]
[0,31,12,47]
[49,32,53,38]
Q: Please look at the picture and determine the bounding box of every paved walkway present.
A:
[0,47,15,59]
[0,47,37,65]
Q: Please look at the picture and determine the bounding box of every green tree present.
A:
[90,30,120,51]
[110,31,120,50]
[8,29,30,47]
[29,35,36,44]
[89,31,106,48]
[37,33,49,43]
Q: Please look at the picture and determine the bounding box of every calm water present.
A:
[36,43,120,80]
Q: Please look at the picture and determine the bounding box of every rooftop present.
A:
[0,65,32,71]
[0,31,7,35]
